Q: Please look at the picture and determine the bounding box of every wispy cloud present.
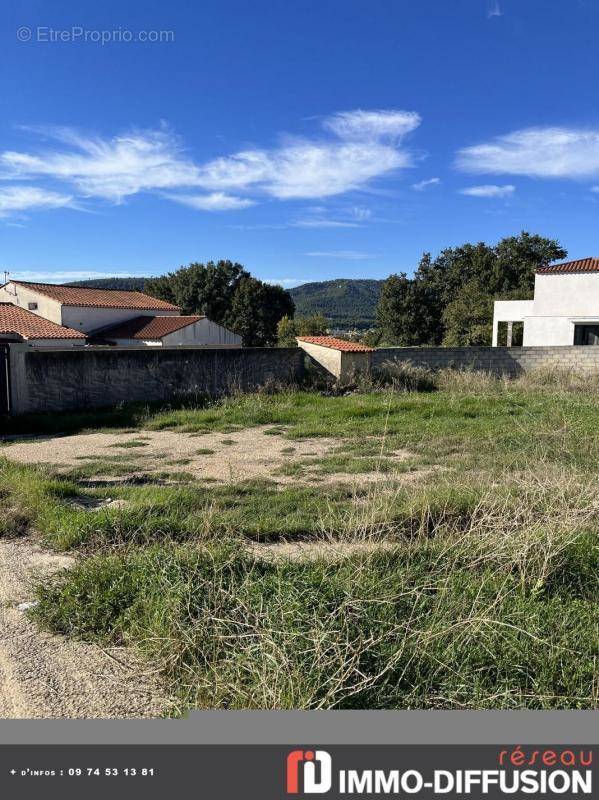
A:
[456,127,599,178]
[196,110,420,200]
[460,184,515,198]
[306,250,377,260]
[412,177,440,191]
[0,185,74,217]
[590,186,599,193]
[0,111,422,215]
[487,1,503,18]
[291,204,373,228]
[164,192,255,210]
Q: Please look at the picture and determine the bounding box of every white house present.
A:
[492,257,599,346]
[95,314,242,347]
[0,281,242,347]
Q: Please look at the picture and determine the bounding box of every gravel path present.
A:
[0,536,172,718]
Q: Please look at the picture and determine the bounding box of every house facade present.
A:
[492,258,599,347]
[0,281,242,348]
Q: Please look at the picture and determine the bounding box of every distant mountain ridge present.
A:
[289,279,382,329]
[70,276,383,329]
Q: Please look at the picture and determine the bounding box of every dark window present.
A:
[28,302,38,311]
[574,325,599,345]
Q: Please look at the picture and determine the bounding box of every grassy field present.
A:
[0,368,597,711]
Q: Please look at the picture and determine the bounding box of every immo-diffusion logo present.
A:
[287,750,332,794]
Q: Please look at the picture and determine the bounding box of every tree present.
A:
[145,260,295,346]
[442,281,495,346]
[145,260,248,323]
[226,277,295,347]
[374,232,567,346]
[276,313,329,347]
[375,271,440,346]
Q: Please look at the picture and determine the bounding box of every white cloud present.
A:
[0,185,74,217]
[412,177,441,191]
[0,127,201,204]
[0,111,421,213]
[322,110,421,142]
[306,250,376,260]
[164,192,255,211]
[487,1,503,18]
[456,126,599,178]
[590,186,599,193]
[460,184,515,198]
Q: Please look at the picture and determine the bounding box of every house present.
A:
[94,315,241,347]
[492,257,599,347]
[0,280,242,347]
[0,302,87,346]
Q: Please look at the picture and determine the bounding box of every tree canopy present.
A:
[375,232,567,346]
[276,313,329,347]
[145,260,294,346]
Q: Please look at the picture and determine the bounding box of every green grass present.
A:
[1,371,598,710]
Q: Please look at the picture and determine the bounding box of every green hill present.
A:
[71,276,383,329]
[289,279,382,329]
[68,277,149,291]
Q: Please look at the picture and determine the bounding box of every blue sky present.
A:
[1,0,599,286]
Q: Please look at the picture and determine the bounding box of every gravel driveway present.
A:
[0,536,173,718]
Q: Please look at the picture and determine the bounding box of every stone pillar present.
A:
[506,321,513,347]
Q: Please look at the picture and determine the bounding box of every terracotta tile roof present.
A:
[0,303,86,340]
[537,257,599,275]
[297,335,375,352]
[100,315,204,340]
[8,281,180,311]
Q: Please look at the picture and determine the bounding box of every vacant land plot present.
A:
[0,370,597,712]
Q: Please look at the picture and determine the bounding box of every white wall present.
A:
[62,306,178,334]
[161,318,241,347]
[296,340,342,378]
[533,272,599,315]
[0,283,63,324]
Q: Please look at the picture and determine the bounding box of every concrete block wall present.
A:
[8,344,304,415]
[372,346,599,376]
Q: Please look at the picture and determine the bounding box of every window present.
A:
[574,325,599,345]
[28,302,38,311]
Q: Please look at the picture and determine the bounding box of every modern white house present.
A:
[492,258,599,346]
[0,281,242,348]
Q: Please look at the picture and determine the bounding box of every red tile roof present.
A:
[537,257,599,275]
[100,315,204,340]
[0,303,86,340]
[8,281,180,311]
[297,336,375,352]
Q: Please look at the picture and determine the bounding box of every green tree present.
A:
[146,260,294,346]
[442,281,495,346]
[276,313,329,347]
[145,260,248,322]
[375,270,441,346]
[375,232,566,346]
[226,277,295,347]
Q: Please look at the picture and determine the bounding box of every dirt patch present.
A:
[2,427,340,485]
[2,428,432,489]
[0,536,173,718]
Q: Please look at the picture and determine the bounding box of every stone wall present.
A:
[8,344,303,415]
[372,346,599,376]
